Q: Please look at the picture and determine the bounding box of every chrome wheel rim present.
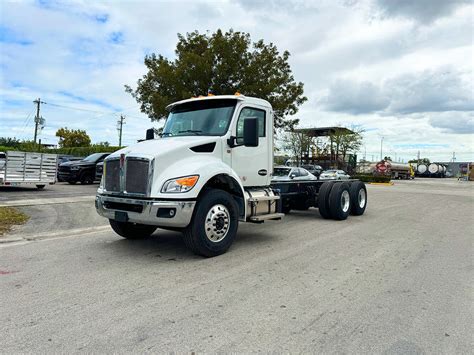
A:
[358,188,366,208]
[205,204,230,243]
[341,190,350,213]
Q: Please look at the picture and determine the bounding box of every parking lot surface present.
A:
[0,179,472,352]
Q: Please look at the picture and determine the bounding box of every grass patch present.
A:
[0,207,29,236]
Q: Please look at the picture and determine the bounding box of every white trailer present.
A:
[0,151,58,189]
[95,95,368,257]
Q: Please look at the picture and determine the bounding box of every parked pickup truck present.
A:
[0,151,57,189]
[95,95,368,257]
[58,152,110,184]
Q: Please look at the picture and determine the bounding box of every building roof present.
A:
[293,126,355,137]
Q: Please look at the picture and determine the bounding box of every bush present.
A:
[353,174,391,183]
[0,145,122,157]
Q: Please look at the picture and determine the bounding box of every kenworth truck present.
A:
[95,95,367,257]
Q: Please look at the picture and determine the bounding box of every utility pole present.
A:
[117,115,125,147]
[452,152,456,163]
[33,98,45,145]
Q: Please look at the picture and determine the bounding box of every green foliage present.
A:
[0,137,21,147]
[0,145,120,157]
[353,174,391,183]
[126,29,307,130]
[408,158,430,164]
[56,127,91,148]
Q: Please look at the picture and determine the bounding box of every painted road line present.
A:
[0,195,94,207]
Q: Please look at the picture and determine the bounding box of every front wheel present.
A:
[109,220,157,239]
[80,172,94,185]
[183,188,239,257]
[36,184,45,190]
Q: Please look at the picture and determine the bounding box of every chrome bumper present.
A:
[95,194,195,228]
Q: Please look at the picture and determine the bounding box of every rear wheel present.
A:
[183,188,239,257]
[317,182,334,219]
[329,182,351,220]
[109,220,157,239]
[349,181,367,216]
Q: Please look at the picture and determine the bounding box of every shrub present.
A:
[353,174,391,183]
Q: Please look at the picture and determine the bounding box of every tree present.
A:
[329,126,364,162]
[281,130,315,166]
[408,158,430,164]
[0,137,21,148]
[55,128,91,148]
[126,29,307,130]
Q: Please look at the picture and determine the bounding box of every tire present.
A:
[349,181,367,216]
[68,181,77,185]
[80,172,94,185]
[36,184,45,190]
[318,182,334,219]
[109,219,157,239]
[183,188,239,257]
[329,182,351,220]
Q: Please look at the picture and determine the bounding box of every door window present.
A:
[299,168,309,177]
[236,107,265,144]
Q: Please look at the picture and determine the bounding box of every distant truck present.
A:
[0,151,58,189]
[95,95,368,257]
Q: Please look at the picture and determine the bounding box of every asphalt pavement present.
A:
[0,179,473,353]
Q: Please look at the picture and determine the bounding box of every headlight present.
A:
[162,175,199,193]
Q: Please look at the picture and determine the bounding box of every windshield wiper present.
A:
[161,132,173,137]
[178,130,202,135]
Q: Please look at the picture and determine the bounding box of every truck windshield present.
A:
[162,99,237,137]
[83,153,105,163]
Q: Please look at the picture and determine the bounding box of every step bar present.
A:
[249,213,284,222]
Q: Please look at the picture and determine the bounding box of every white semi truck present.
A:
[95,95,367,257]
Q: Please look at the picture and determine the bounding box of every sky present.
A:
[0,0,473,162]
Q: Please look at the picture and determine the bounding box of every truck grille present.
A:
[126,159,149,194]
[104,157,150,195]
[105,160,120,192]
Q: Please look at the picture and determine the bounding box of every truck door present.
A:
[231,106,271,186]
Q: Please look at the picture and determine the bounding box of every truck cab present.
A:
[96,95,367,257]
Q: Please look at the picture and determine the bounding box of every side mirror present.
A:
[146,128,154,140]
[243,117,259,147]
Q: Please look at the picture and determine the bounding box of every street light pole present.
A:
[380,137,384,161]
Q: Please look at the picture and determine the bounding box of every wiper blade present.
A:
[178,130,202,135]
[161,132,173,137]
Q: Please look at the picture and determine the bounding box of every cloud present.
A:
[0,0,473,161]
[374,0,470,24]
[321,80,390,114]
[428,112,474,134]
[322,68,473,116]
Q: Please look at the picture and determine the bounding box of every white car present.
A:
[319,169,350,180]
[272,166,317,181]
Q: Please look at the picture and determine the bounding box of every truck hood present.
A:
[59,160,95,167]
[107,136,220,159]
